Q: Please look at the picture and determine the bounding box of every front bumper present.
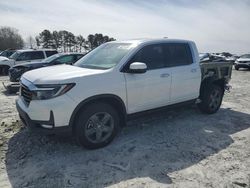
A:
[16,100,72,135]
[235,62,250,68]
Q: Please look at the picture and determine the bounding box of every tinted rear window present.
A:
[45,51,58,57]
[30,51,44,60]
[165,43,193,66]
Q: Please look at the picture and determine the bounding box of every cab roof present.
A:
[16,49,57,53]
[110,38,194,45]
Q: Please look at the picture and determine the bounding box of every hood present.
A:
[0,58,14,66]
[22,64,106,84]
[12,61,46,69]
[0,56,9,61]
[237,58,250,62]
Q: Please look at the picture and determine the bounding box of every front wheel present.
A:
[234,65,239,70]
[74,103,120,149]
[198,84,223,114]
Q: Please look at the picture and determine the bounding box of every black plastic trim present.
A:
[69,94,127,128]
[127,99,196,120]
[16,101,71,135]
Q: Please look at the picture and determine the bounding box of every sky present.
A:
[0,0,250,54]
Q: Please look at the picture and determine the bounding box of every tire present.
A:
[234,65,239,70]
[198,84,223,114]
[74,102,120,149]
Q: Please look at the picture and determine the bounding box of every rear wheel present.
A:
[74,103,120,149]
[198,84,223,114]
[234,65,239,70]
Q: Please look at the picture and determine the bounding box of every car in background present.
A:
[200,53,226,63]
[0,49,16,58]
[234,54,250,70]
[9,53,85,82]
[0,49,58,75]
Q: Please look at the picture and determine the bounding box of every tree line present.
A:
[0,27,24,51]
[35,30,115,52]
[0,26,115,52]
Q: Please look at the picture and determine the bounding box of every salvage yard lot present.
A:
[0,69,250,188]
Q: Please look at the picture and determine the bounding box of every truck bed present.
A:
[200,61,233,81]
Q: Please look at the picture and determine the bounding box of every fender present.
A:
[69,94,127,129]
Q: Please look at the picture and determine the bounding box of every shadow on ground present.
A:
[5,105,250,188]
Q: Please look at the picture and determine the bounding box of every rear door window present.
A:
[30,51,45,60]
[164,43,193,67]
[45,51,58,57]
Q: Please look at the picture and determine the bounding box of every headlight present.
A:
[32,83,75,100]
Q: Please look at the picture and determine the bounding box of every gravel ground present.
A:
[0,69,250,188]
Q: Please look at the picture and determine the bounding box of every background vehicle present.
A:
[9,53,85,82]
[0,49,58,75]
[200,53,237,63]
[16,39,233,149]
[0,56,11,75]
[234,54,250,70]
[0,49,16,58]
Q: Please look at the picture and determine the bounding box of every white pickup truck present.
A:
[16,39,233,149]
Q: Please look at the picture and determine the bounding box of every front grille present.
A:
[21,84,32,105]
[9,69,22,82]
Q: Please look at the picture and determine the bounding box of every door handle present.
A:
[160,73,170,78]
[191,68,197,73]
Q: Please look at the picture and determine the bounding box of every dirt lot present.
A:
[0,69,250,188]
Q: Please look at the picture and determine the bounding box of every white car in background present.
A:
[234,54,250,70]
[0,49,58,75]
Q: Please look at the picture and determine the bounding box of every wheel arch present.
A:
[200,77,225,98]
[69,94,127,131]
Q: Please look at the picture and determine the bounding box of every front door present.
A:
[124,43,172,114]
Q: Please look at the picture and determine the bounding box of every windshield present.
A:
[42,54,61,63]
[9,52,20,60]
[240,54,250,58]
[74,43,135,70]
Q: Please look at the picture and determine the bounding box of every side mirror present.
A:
[129,62,147,74]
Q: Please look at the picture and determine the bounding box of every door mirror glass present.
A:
[129,62,147,73]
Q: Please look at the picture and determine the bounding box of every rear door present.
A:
[166,43,201,103]
[124,43,172,114]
